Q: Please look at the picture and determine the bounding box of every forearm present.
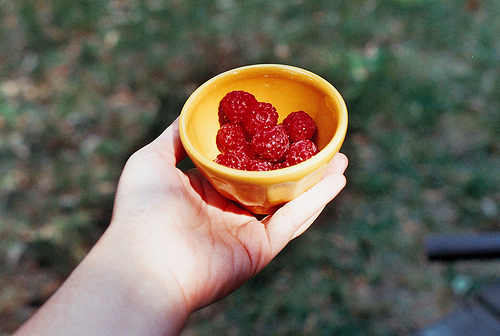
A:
[14,229,190,336]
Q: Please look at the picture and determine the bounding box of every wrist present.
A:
[91,226,191,335]
[15,226,190,336]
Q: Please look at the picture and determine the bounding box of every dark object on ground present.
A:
[425,234,500,261]
[415,235,500,335]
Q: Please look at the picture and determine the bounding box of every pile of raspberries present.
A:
[214,90,318,171]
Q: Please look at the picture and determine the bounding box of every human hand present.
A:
[109,117,348,313]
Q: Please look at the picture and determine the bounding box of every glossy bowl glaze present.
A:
[179,64,348,214]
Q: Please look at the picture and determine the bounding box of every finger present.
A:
[147,117,188,166]
[264,153,348,254]
[290,206,325,240]
[326,152,348,175]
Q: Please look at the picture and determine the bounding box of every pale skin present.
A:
[14,118,348,336]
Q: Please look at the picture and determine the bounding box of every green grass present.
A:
[1,0,500,335]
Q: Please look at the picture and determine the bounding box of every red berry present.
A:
[218,90,258,124]
[214,149,251,170]
[247,159,273,171]
[216,123,246,152]
[251,125,289,162]
[282,111,316,142]
[241,142,257,159]
[242,102,278,136]
[286,140,318,166]
[214,91,320,171]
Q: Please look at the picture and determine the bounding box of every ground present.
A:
[1,1,499,335]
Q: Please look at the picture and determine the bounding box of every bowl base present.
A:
[240,203,283,215]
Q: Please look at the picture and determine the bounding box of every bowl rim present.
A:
[179,63,348,184]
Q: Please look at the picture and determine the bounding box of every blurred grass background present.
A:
[1,0,499,334]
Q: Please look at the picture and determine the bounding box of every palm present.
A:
[112,148,273,309]
[170,169,282,308]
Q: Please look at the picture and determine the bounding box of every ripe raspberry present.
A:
[218,90,258,124]
[214,149,251,170]
[282,110,316,142]
[241,142,257,159]
[286,140,318,166]
[251,125,289,162]
[247,159,273,171]
[216,123,246,152]
[242,102,278,136]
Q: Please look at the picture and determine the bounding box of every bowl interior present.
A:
[182,65,344,170]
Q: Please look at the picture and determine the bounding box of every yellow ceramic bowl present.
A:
[179,64,348,214]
